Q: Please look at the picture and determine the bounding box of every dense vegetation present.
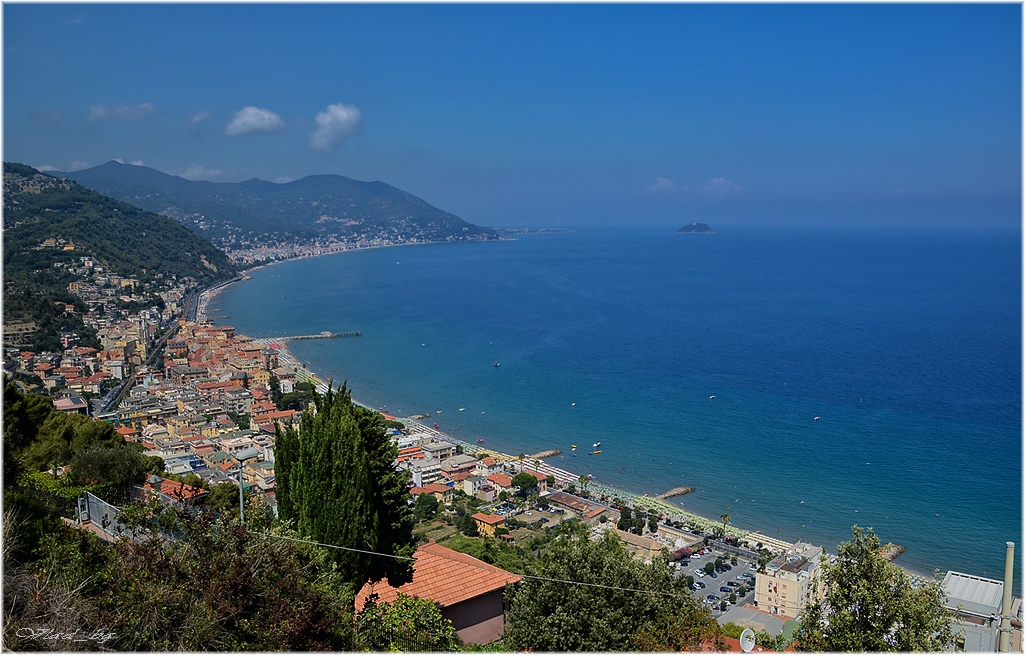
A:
[64,160,501,245]
[4,163,235,285]
[795,526,957,651]
[274,383,417,591]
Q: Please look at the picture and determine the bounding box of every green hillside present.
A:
[3,163,237,350]
[64,161,501,247]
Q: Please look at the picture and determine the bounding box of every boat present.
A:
[591,450,602,455]
[592,441,600,448]
[571,444,577,450]
[494,362,501,368]
[459,407,465,412]
[477,438,485,443]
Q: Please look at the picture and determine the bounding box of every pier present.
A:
[656,486,694,500]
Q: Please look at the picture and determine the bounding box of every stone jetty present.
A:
[531,449,561,459]
[656,486,695,500]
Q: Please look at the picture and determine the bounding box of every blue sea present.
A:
[210,224,1021,589]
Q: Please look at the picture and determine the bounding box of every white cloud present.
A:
[177,164,224,181]
[702,177,741,196]
[35,164,58,172]
[189,110,212,124]
[130,160,145,166]
[89,102,154,122]
[645,176,679,194]
[309,103,363,152]
[225,106,284,136]
[274,176,294,184]
[69,160,91,171]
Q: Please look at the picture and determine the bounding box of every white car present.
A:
[525,511,532,516]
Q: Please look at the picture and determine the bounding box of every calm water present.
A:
[211,224,1021,587]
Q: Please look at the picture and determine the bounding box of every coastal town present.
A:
[5,271,1020,649]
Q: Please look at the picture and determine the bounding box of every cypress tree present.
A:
[277,384,414,592]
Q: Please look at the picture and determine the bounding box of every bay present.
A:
[210,224,1021,589]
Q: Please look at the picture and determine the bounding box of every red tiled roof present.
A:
[115,426,137,436]
[487,472,513,488]
[472,512,505,526]
[355,542,520,610]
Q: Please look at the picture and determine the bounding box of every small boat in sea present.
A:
[459,407,465,412]
[494,362,501,367]
[571,444,577,450]
[592,441,600,448]
[477,438,485,443]
[591,450,602,455]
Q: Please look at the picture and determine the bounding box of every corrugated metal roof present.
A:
[944,571,1003,616]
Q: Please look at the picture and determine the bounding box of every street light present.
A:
[236,449,260,523]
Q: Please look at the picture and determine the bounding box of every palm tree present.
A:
[517,452,526,472]
[720,513,731,538]
[578,474,590,497]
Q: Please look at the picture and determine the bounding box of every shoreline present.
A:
[201,241,945,582]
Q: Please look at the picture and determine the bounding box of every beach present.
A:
[202,228,1021,587]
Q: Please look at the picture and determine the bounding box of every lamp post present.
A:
[237,453,258,523]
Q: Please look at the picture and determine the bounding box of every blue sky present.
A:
[3,3,1021,228]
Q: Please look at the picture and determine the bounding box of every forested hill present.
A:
[62,161,501,248]
[4,163,236,286]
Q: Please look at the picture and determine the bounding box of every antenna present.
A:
[740,628,756,653]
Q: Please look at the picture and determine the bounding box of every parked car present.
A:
[720,586,731,593]
[693,581,705,589]
[710,572,717,578]
[727,581,739,587]
[707,594,720,601]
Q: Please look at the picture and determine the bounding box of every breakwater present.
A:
[656,486,695,500]
[531,449,561,459]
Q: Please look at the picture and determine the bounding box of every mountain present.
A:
[4,163,236,285]
[62,161,501,247]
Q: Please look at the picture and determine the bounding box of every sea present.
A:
[208,224,1022,590]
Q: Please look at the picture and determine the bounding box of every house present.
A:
[474,456,502,478]
[614,529,664,562]
[52,393,88,415]
[519,469,549,494]
[410,483,454,505]
[486,472,514,495]
[139,475,208,503]
[471,512,506,537]
[942,570,1019,652]
[546,491,608,522]
[355,542,521,645]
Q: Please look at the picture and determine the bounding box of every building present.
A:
[942,571,1007,652]
[472,512,506,537]
[355,542,521,645]
[421,439,456,462]
[615,529,665,561]
[754,542,824,619]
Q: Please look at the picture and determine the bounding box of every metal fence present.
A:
[78,491,127,538]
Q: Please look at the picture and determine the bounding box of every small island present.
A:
[677,223,716,234]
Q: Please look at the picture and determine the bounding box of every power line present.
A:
[248,530,697,600]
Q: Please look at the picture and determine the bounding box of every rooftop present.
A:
[355,542,521,609]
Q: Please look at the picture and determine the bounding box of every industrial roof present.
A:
[943,571,1004,617]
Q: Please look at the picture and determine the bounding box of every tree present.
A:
[275,384,415,593]
[354,594,461,651]
[504,528,721,651]
[720,512,731,536]
[795,526,956,652]
[512,471,538,495]
[705,561,715,575]
[577,474,590,496]
[67,443,149,504]
[413,492,439,522]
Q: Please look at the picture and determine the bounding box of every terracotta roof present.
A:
[355,542,520,610]
[487,472,513,488]
[115,426,137,436]
[472,512,505,526]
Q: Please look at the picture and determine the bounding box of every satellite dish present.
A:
[740,628,756,653]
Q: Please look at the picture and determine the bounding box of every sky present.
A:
[3,3,1021,229]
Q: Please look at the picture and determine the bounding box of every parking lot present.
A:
[675,549,757,615]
